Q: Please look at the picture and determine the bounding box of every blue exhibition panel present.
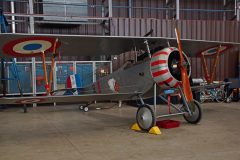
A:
[76,63,93,87]
[7,63,32,94]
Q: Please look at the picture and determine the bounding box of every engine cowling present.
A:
[150,47,191,88]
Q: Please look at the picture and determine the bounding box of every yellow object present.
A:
[131,123,141,131]
[148,126,161,135]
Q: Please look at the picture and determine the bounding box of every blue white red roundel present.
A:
[3,37,60,57]
[197,44,231,57]
[15,98,45,104]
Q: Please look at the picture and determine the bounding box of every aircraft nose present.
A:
[150,47,191,88]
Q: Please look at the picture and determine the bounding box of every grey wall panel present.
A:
[111,18,240,43]
[34,24,103,35]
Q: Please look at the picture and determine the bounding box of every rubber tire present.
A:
[83,107,89,112]
[136,104,155,131]
[183,100,202,124]
[79,105,84,110]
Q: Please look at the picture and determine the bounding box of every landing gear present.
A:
[79,105,89,112]
[183,100,202,124]
[136,104,155,131]
[23,107,27,113]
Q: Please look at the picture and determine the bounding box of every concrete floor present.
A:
[0,102,240,160]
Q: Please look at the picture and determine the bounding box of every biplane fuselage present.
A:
[0,32,239,131]
[87,47,190,100]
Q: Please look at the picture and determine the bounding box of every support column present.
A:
[73,61,77,74]
[28,0,34,33]
[166,0,169,19]
[108,0,113,17]
[176,0,180,20]
[10,1,16,33]
[237,0,240,21]
[28,0,35,95]
[28,0,36,108]
[101,0,105,36]
[223,0,226,20]
[154,83,157,114]
[128,0,132,18]
[110,61,113,73]
[93,62,96,83]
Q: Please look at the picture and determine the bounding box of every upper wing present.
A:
[0,92,141,105]
[0,33,239,58]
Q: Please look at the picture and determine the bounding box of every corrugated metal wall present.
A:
[110,18,240,42]
[180,0,235,20]
[87,0,235,20]
[1,0,237,34]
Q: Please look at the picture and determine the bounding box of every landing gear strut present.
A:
[79,105,89,112]
[134,88,202,132]
[23,105,27,113]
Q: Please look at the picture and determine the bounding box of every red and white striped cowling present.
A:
[150,47,191,88]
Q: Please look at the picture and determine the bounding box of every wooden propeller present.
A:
[174,26,195,108]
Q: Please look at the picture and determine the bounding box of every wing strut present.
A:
[41,51,50,95]
[201,45,221,84]
[209,46,221,83]
[49,38,58,92]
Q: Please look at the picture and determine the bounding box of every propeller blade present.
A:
[174,26,194,103]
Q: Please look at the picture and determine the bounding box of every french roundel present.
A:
[197,44,231,57]
[3,37,61,57]
[15,98,45,104]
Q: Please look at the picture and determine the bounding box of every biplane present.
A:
[0,27,239,131]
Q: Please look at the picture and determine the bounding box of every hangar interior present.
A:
[0,0,240,160]
[0,0,240,87]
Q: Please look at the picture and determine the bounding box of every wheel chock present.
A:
[148,126,161,135]
[131,123,141,131]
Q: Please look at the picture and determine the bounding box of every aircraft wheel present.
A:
[83,107,89,112]
[183,100,202,124]
[136,104,155,131]
[79,105,84,110]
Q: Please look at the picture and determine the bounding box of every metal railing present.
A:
[1,0,239,26]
